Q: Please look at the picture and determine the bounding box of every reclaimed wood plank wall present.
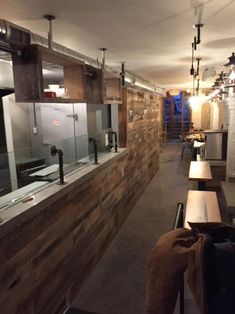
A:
[0,87,162,313]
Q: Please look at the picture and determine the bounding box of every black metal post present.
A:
[50,145,65,185]
[58,150,65,184]
[173,202,184,314]
[89,137,98,164]
[121,62,125,87]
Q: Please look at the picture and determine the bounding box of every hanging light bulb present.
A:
[189,95,200,107]
[189,93,205,108]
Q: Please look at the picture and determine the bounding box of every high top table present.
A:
[184,190,221,229]
[188,161,212,190]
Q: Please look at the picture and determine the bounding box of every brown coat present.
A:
[145,223,234,314]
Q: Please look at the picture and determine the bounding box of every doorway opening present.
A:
[164,92,191,141]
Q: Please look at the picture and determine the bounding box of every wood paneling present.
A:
[12,44,85,103]
[201,102,210,130]
[0,87,162,313]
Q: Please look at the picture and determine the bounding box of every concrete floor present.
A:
[71,143,226,314]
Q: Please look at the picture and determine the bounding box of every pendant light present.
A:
[190,42,195,76]
[193,24,204,45]
[224,52,235,67]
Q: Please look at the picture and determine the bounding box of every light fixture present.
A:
[190,42,195,76]
[189,95,203,108]
[224,52,235,67]
[196,58,201,76]
[193,24,204,45]
[0,20,7,35]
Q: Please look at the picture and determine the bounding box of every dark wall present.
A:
[0,89,14,153]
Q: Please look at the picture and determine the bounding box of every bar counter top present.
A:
[0,148,128,238]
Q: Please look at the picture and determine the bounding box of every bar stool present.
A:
[179,135,192,158]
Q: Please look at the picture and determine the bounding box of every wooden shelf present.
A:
[85,66,122,104]
[85,65,103,104]
[12,44,86,103]
[103,71,122,104]
[34,97,86,103]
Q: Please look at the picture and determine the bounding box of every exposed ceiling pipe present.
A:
[0,18,165,96]
[121,62,126,87]
[99,48,107,71]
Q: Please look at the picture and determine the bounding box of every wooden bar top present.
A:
[184,190,221,229]
[188,161,212,181]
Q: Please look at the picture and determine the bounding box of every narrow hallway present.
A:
[72,143,193,314]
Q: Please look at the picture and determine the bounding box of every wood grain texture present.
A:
[185,190,221,228]
[12,45,43,102]
[0,87,162,314]
[189,161,212,181]
[12,44,85,103]
[85,65,103,104]
[64,65,86,100]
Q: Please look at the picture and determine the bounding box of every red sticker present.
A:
[52,119,60,126]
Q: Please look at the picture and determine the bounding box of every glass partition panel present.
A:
[0,133,115,211]
[0,97,118,211]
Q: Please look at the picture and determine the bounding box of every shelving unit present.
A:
[12,44,122,105]
[85,64,103,104]
[12,44,86,103]
[103,71,122,104]
[85,65,122,104]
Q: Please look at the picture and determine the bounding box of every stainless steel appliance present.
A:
[205,130,228,160]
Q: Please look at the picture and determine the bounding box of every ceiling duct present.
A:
[0,19,30,47]
[0,18,165,96]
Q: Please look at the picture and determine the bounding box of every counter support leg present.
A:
[198,181,206,191]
